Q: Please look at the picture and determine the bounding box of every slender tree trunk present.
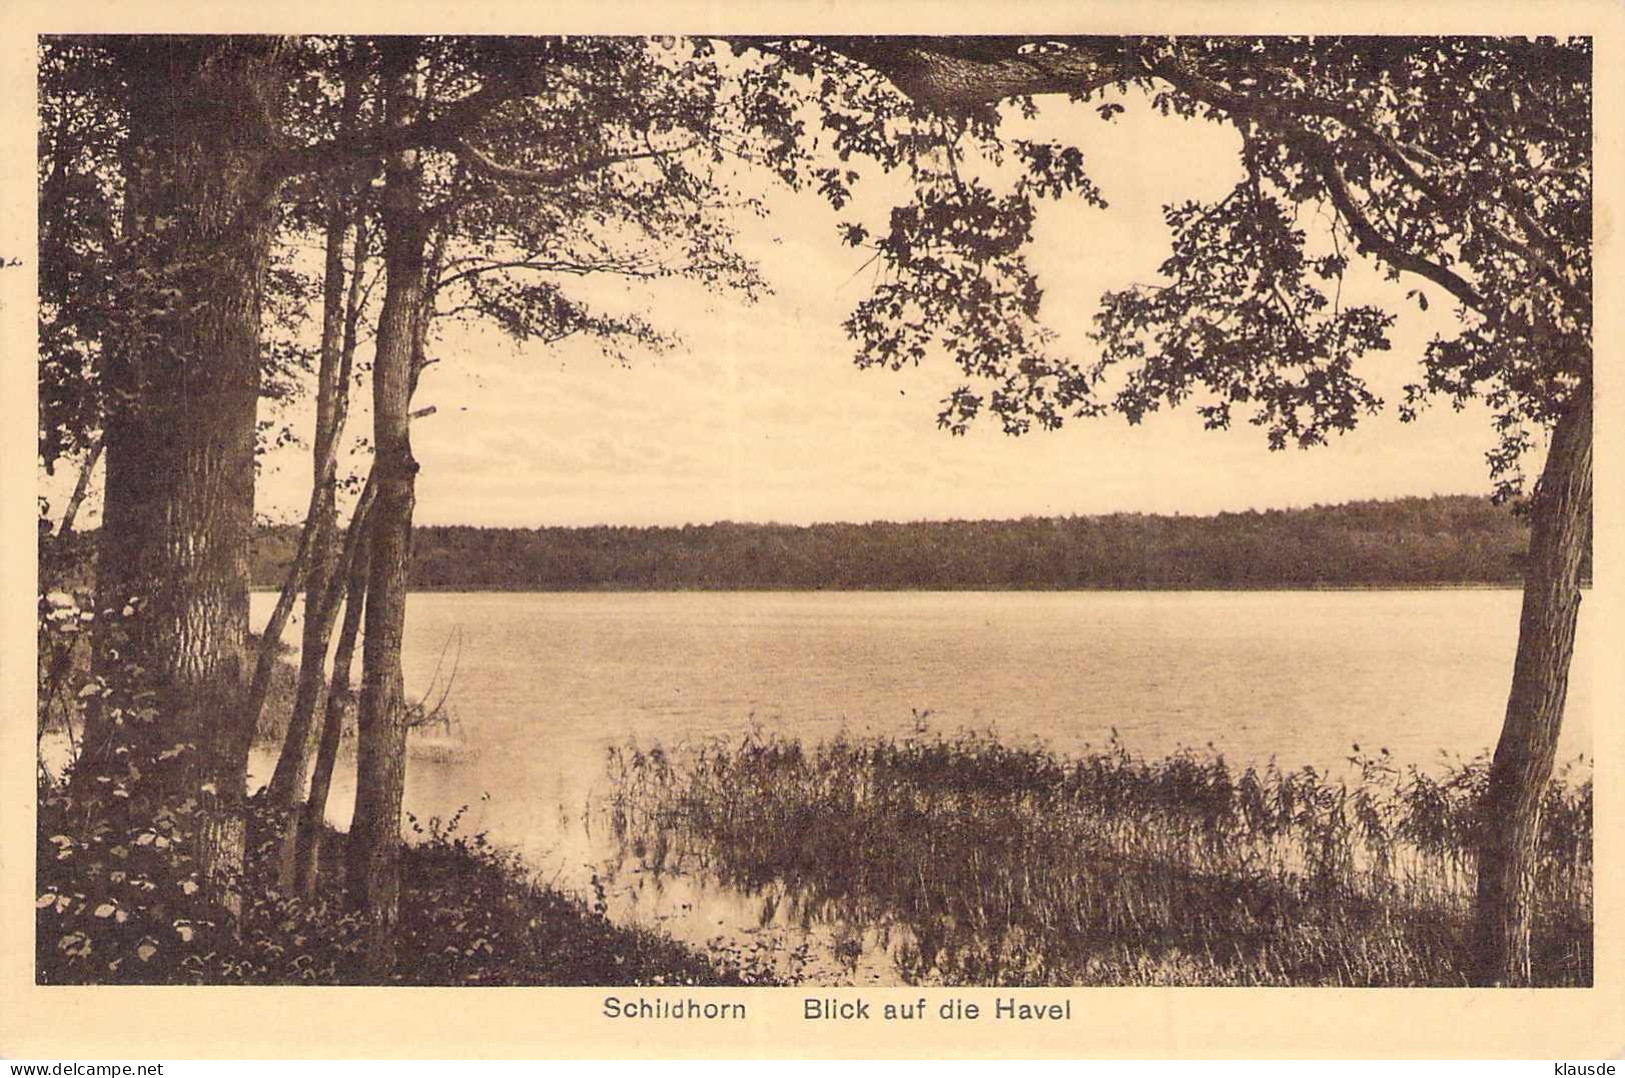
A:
[39,438,104,759]
[88,38,286,904]
[347,39,427,976]
[268,218,371,806]
[296,512,373,897]
[274,470,378,890]
[247,204,356,783]
[268,69,372,808]
[54,434,104,549]
[1471,381,1593,986]
[243,480,325,751]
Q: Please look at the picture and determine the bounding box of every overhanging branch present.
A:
[737,36,1136,112]
[449,138,694,190]
[767,36,1581,317]
[1148,59,1490,316]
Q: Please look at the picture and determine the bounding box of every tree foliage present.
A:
[746,36,1590,500]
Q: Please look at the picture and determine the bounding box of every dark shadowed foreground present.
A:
[36,784,780,987]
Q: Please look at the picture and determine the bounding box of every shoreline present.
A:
[39,715,1592,987]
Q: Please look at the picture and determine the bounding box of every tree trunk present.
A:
[347,39,427,977]
[252,208,349,794]
[54,434,104,549]
[268,222,368,807]
[1470,381,1593,986]
[267,68,372,808]
[87,38,286,897]
[275,470,377,891]
[296,510,373,897]
[243,477,325,758]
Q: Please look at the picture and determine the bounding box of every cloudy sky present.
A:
[65,92,1520,531]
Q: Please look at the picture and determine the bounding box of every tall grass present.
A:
[603,729,1591,986]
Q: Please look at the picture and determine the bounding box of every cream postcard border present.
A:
[0,0,1620,1059]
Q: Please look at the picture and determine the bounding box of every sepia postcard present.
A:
[1,0,1622,1061]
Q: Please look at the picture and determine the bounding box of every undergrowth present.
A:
[37,778,777,986]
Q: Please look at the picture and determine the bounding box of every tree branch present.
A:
[788,36,1136,112]
[1295,132,1487,314]
[1249,84,1587,309]
[450,137,695,189]
[1147,59,1490,316]
[437,255,657,292]
[251,58,550,215]
[776,36,1583,315]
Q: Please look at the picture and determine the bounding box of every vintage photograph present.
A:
[32,31,1593,996]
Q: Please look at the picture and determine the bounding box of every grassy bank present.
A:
[604,731,1592,986]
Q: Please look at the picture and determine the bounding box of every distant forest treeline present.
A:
[241,495,1575,591]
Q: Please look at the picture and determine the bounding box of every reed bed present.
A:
[602,730,1591,986]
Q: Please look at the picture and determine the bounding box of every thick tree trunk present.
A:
[296,512,373,897]
[347,40,427,976]
[87,38,286,898]
[1470,382,1592,986]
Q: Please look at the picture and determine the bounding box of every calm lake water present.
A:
[248,589,1593,981]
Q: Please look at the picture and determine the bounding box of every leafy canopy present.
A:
[741,36,1591,500]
